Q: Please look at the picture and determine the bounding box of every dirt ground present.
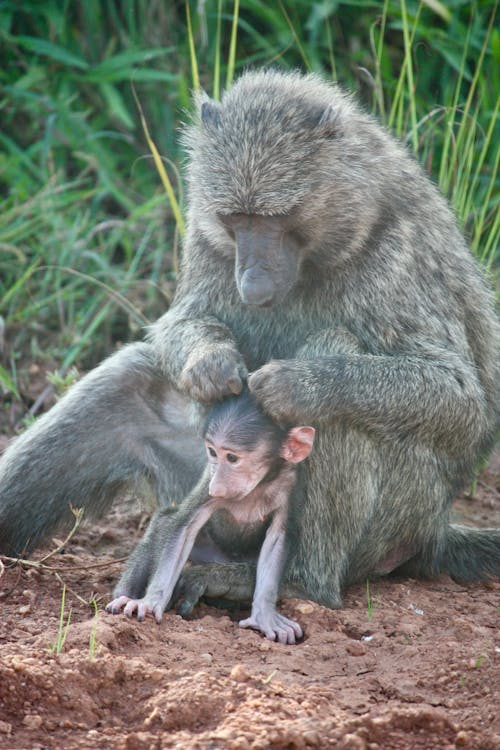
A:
[0,423,498,750]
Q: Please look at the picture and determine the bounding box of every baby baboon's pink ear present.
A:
[280,427,315,464]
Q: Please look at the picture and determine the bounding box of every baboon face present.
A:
[184,71,343,307]
[217,212,304,307]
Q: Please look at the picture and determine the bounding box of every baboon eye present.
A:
[220,223,235,240]
[226,453,239,464]
[207,447,217,458]
[217,214,236,239]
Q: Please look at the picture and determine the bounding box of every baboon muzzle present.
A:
[239,268,276,307]
[234,218,299,307]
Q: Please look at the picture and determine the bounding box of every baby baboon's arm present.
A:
[107,472,214,622]
[239,507,302,644]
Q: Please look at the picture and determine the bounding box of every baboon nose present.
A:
[239,271,275,306]
[209,484,228,499]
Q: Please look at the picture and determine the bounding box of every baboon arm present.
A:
[239,510,303,644]
[149,301,247,402]
[107,473,216,622]
[249,350,487,454]
[253,511,288,608]
[135,502,215,622]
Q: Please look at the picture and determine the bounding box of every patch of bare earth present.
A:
[0,437,498,749]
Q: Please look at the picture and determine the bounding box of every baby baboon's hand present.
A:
[248,360,301,422]
[180,346,248,403]
[239,608,303,645]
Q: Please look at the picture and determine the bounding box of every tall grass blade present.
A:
[278,1,309,70]
[213,0,224,100]
[400,0,418,152]
[226,0,240,89]
[132,87,185,236]
[186,1,200,92]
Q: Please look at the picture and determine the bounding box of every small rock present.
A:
[23,715,42,730]
[18,604,31,615]
[294,602,315,615]
[302,730,319,744]
[200,652,213,665]
[455,730,468,746]
[346,641,367,656]
[0,721,12,735]
[232,737,251,750]
[398,621,421,636]
[125,732,153,750]
[341,733,366,749]
[230,664,251,682]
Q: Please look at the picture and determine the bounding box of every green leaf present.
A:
[14,36,89,70]
[422,0,451,24]
[83,47,173,82]
[98,82,134,129]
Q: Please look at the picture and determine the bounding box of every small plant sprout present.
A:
[89,598,99,661]
[50,584,72,656]
[366,579,374,622]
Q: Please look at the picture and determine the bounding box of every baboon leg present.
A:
[0,342,206,557]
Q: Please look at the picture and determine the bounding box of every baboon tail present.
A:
[440,524,500,582]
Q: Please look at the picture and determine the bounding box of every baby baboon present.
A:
[107,391,314,644]
[0,70,498,615]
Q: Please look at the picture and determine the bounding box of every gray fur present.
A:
[0,343,205,556]
[0,70,498,608]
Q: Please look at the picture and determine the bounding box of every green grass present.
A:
[88,598,99,661]
[366,579,374,621]
[50,584,72,656]
[0,0,498,400]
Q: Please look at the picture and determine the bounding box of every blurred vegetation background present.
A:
[0,0,498,415]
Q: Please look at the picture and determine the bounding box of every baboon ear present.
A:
[314,104,342,138]
[200,98,223,130]
[280,427,315,464]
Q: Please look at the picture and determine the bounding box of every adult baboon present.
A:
[0,70,498,613]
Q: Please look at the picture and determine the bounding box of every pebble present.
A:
[0,721,12,735]
[346,641,367,656]
[398,621,421,636]
[230,664,251,682]
[232,737,251,750]
[294,602,315,615]
[341,733,366,749]
[124,732,153,750]
[22,715,42,730]
[455,730,468,746]
[200,652,213,665]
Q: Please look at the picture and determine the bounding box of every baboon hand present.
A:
[180,347,248,403]
[239,608,303,645]
[248,360,300,421]
[106,594,165,624]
